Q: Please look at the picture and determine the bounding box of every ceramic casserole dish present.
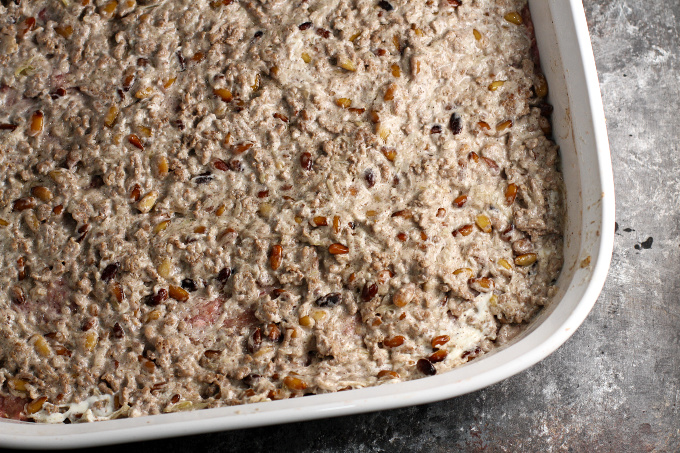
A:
[0,0,614,448]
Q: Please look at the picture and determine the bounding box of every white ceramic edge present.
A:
[0,0,615,448]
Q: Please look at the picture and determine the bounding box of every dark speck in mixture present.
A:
[194,173,213,184]
[449,113,463,135]
[378,1,393,11]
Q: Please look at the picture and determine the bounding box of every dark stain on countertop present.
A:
[635,237,653,250]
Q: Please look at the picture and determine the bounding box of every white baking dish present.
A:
[0,0,614,448]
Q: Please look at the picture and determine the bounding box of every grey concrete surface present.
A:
[9,1,680,451]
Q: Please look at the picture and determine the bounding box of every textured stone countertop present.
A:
[10,1,680,451]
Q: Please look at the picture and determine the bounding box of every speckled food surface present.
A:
[3,0,679,449]
[0,0,564,423]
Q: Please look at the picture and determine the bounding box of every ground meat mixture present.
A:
[0,0,563,422]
